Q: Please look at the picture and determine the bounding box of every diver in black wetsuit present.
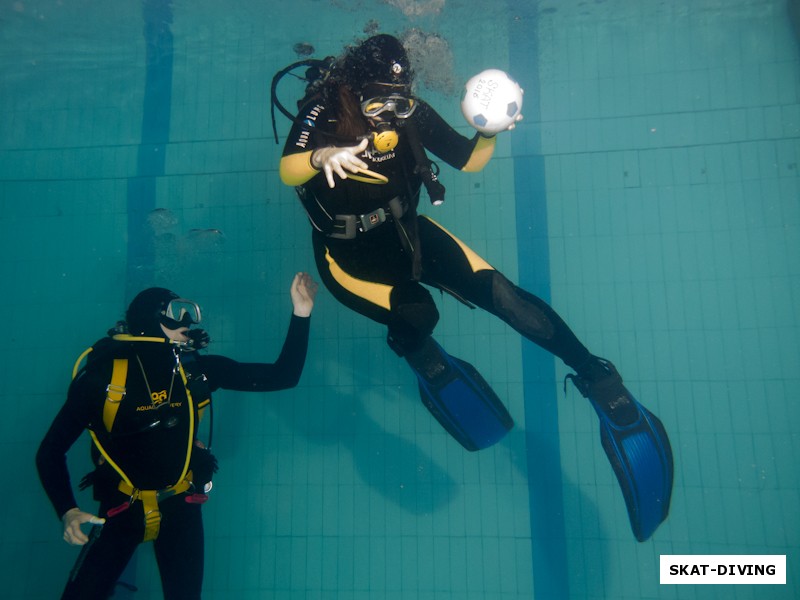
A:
[36,272,317,599]
[276,35,673,540]
[278,35,597,384]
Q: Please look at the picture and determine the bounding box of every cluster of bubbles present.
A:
[363,19,381,36]
[292,42,315,57]
[382,0,445,18]
[290,23,457,98]
[146,207,179,232]
[144,208,226,280]
[328,0,445,18]
[401,28,456,95]
[291,19,379,59]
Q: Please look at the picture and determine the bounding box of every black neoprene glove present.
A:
[186,328,211,350]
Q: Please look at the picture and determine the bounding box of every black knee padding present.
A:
[490,272,556,341]
[387,283,439,355]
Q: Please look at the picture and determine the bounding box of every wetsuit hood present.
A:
[343,34,412,95]
[126,287,179,337]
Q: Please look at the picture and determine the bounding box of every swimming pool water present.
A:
[1,1,798,598]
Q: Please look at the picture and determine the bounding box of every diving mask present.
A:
[362,97,413,154]
[361,95,417,119]
[160,298,202,330]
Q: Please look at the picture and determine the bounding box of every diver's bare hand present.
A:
[62,507,105,546]
[480,113,524,136]
[290,272,318,317]
[506,112,524,131]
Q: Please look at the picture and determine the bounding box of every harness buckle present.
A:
[329,214,357,239]
[143,507,162,541]
[358,208,386,232]
[105,383,126,403]
[155,478,192,503]
[330,208,389,239]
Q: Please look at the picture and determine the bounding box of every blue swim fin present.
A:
[405,337,514,451]
[569,358,674,542]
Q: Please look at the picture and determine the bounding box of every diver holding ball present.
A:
[271,34,673,542]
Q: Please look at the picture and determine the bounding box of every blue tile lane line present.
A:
[508,2,570,598]
[126,0,174,297]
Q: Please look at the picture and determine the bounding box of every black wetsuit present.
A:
[282,97,592,369]
[36,314,310,600]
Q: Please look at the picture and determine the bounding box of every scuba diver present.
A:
[273,34,672,541]
[36,272,318,599]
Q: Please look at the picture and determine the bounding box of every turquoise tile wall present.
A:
[534,1,799,598]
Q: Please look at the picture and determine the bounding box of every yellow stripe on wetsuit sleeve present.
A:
[280,151,318,186]
[461,135,496,173]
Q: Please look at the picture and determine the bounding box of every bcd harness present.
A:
[74,334,213,542]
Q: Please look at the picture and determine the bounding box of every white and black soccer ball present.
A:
[461,69,524,135]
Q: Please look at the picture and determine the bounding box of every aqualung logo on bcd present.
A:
[151,390,168,406]
[295,104,323,149]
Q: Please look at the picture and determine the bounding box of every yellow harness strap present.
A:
[118,474,194,542]
[140,490,161,542]
[103,358,128,432]
[81,339,200,542]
